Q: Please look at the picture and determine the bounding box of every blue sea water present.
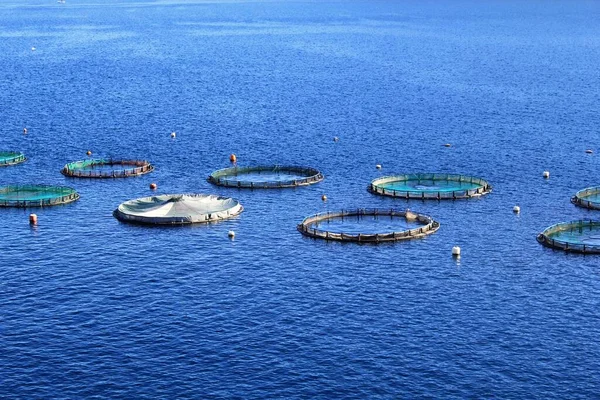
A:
[1,0,600,398]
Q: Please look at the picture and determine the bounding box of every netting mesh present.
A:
[62,159,153,178]
[0,185,80,207]
[297,208,439,242]
[369,173,491,199]
[571,187,600,210]
[209,165,323,188]
[537,220,600,254]
[0,151,26,167]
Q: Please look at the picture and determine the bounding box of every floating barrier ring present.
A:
[297,208,440,243]
[0,151,26,167]
[571,187,600,210]
[0,185,79,207]
[369,173,491,200]
[113,194,243,225]
[61,158,154,178]
[208,165,323,189]
[537,220,600,254]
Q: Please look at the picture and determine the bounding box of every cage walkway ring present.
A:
[113,194,243,225]
[571,187,600,210]
[297,208,440,243]
[537,220,600,254]
[0,151,26,167]
[61,159,154,178]
[369,173,491,200]
[0,185,80,207]
[209,165,323,189]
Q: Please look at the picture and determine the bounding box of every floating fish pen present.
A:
[571,187,600,210]
[208,165,323,189]
[297,208,440,243]
[0,185,79,207]
[369,173,491,200]
[113,194,243,225]
[61,159,154,178]
[537,220,600,254]
[0,151,26,167]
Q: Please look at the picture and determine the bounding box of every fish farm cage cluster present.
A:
[61,159,154,178]
[3,141,599,254]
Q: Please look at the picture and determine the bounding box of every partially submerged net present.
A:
[571,187,600,210]
[114,194,243,225]
[209,165,323,189]
[297,208,439,242]
[0,185,79,207]
[61,159,153,178]
[537,220,600,254]
[0,151,26,167]
[369,173,491,199]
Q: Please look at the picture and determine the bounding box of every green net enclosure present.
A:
[571,187,600,210]
[113,194,243,225]
[0,151,26,167]
[537,220,600,254]
[208,165,324,188]
[0,185,80,207]
[369,173,491,199]
[297,208,440,242]
[61,159,154,178]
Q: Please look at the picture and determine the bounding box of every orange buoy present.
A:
[29,213,38,225]
[150,183,157,190]
[229,154,237,163]
[86,150,92,156]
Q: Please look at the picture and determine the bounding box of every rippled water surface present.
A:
[2,0,600,398]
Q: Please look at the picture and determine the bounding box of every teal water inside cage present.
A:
[229,171,308,183]
[547,224,600,246]
[0,186,75,201]
[379,179,481,193]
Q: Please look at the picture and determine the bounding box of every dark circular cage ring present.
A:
[297,208,440,243]
[61,158,154,178]
[208,165,323,189]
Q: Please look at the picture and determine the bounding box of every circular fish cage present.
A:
[208,165,323,189]
[297,208,440,243]
[61,159,154,178]
[0,151,26,167]
[537,220,600,254]
[113,194,243,225]
[571,187,600,210]
[0,185,80,207]
[369,173,491,200]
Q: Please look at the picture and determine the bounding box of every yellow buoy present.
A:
[149,183,157,190]
[321,194,327,201]
[229,154,237,163]
[86,150,92,156]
